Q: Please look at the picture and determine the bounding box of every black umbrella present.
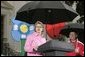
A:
[15,1,78,24]
[60,23,84,43]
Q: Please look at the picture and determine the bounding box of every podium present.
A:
[38,40,74,56]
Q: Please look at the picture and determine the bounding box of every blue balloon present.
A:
[11,17,35,41]
[12,19,22,25]
[11,17,22,41]
[11,30,21,41]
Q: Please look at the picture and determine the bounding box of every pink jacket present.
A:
[24,32,46,56]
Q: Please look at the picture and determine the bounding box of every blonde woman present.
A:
[24,21,46,56]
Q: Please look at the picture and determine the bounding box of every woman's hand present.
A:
[33,46,38,51]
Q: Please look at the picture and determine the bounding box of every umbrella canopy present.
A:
[46,22,66,39]
[15,1,78,24]
[60,23,84,43]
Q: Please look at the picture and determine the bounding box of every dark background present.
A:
[65,1,84,23]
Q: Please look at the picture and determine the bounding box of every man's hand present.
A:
[75,47,79,53]
[65,22,73,25]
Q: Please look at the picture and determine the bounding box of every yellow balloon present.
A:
[20,24,28,33]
